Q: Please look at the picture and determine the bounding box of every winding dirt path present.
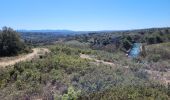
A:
[80,54,115,66]
[0,48,50,68]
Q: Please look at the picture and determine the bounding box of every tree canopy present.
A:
[0,27,27,56]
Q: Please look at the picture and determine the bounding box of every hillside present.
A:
[0,27,170,99]
[1,0,170,99]
[68,27,170,52]
[0,40,170,99]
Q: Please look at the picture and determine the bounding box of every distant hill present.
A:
[17,30,77,45]
[68,27,170,52]
[17,29,76,34]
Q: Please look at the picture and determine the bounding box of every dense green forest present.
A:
[0,27,170,99]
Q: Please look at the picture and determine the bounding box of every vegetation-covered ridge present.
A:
[69,27,170,52]
[0,27,170,100]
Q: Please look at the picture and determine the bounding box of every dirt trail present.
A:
[0,48,50,68]
[80,54,115,66]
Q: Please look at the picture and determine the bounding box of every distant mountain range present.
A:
[17,29,75,34]
[17,27,170,34]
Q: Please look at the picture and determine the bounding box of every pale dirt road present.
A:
[0,48,50,68]
[80,54,115,66]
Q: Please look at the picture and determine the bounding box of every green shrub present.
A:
[61,86,81,100]
[148,54,161,62]
[15,80,23,90]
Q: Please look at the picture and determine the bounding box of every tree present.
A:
[122,39,132,50]
[156,35,163,43]
[147,36,155,44]
[0,27,26,56]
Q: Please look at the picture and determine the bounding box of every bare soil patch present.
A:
[80,54,115,67]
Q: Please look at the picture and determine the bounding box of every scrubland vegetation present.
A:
[0,42,170,99]
[0,27,170,100]
[70,28,170,52]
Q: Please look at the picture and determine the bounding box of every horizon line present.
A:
[15,26,170,32]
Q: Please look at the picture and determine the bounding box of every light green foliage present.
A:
[61,86,81,100]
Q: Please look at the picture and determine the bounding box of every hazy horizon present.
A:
[15,26,170,32]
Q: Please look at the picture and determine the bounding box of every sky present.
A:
[0,0,170,31]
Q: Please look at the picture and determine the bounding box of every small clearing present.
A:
[0,48,50,68]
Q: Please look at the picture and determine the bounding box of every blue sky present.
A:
[0,0,170,31]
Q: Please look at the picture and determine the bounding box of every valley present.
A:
[0,27,170,100]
